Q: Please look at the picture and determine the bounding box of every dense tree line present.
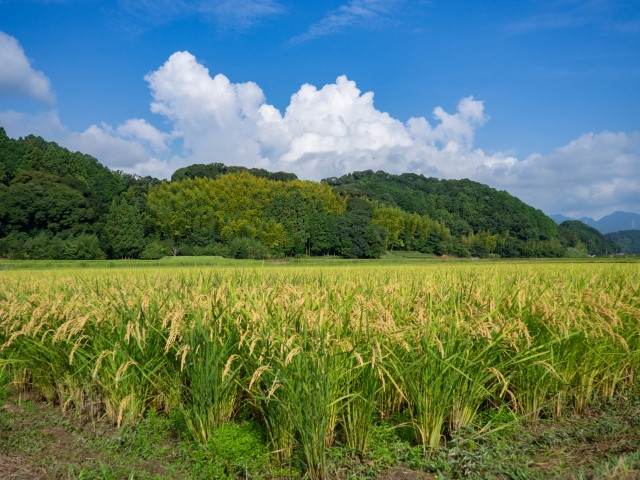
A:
[0,128,157,259]
[324,170,563,257]
[605,230,640,254]
[145,173,351,258]
[171,162,298,183]
[558,220,619,256]
[1,128,587,260]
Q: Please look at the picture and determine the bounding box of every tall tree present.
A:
[104,197,145,258]
[337,197,387,258]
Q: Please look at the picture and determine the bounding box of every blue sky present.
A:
[1,0,639,219]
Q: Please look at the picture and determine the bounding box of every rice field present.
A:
[1,260,639,479]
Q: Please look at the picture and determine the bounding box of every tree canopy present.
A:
[605,230,640,254]
[558,220,619,256]
[323,170,561,257]
[1,128,603,260]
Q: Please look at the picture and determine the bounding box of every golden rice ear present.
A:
[0,261,638,477]
[221,354,240,381]
[115,359,137,383]
[174,344,191,371]
[248,365,270,391]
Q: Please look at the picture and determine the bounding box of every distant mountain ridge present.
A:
[550,211,640,234]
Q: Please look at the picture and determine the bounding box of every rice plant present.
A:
[1,261,638,478]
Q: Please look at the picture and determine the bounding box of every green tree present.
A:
[62,234,106,260]
[0,163,7,185]
[337,197,387,258]
[1,171,95,235]
[140,239,170,260]
[265,191,311,256]
[324,170,560,257]
[605,230,640,254]
[22,143,44,171]
[363,224,387,258]
[309,212,339,256]
[558,221,617,256]
[104,197,146,259]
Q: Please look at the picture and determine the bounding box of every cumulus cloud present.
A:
[142,52,492,179]
[64,122,166,173]
[0,110,170,177]
[265,76,413,164]
[145,51,268,169]
[0,109,66,139]
[0,31,55,104]
[483,131,640,218]
[137,52,639,218]
[1,49,638,218]
[116,118,169,152]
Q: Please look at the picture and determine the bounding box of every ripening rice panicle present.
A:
[1,262,639,478]
[340,344,381,456]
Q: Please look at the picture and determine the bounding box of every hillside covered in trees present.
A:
[0,128,593,260]
[557,220,619,256]
[0,128,159,260]
[605,230,640,254]
[324,170,561,257]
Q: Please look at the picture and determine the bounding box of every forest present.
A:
[0,128,612,260]
[605,230,640,254]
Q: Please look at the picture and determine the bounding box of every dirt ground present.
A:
[1,389,639,479]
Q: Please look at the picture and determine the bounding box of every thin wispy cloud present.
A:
[0,0,90,3]
[615,18,640,35]
[507,0,639,35]
[508,12,588,34]
[203,0,284,28]
[289,0,404,45]
[113,0,284,35]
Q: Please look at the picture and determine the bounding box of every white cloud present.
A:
[0,109,65,139]
[268,76,412,162]
[145,51,268,169]
[136,53,525,186]
[67,121,173,177]
[116,118,168,152]
[66,123,159,171]
[0,110,171,177]
[483,131,640,218]
[0,31,55,104]
[139,53,638,218]
[1,49,638,219]
[407,96,488,148]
